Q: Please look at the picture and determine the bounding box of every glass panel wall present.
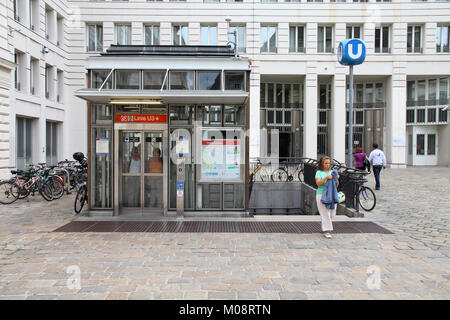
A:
[92,127,113,208]
[197,71,221,90]
[225,71,245,90]
[16,117,33,170]
[115,70,140,89]
[143,70,166,90]
[90,104,113,209]
[91,70,112,89]
[170,71,194,90]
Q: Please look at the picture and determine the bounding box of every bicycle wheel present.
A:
[297,169,304,182]
[39,182,54,201]
[49,176,64,200]
[358,186,376,212]
[0,181,19,204]
[271,168,288,182]
[74,186,86,214]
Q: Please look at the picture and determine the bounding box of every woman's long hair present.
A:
[317,156,331,171]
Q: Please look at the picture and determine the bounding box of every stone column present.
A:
[303,63,317,159]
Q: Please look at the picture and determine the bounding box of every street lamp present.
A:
[225,17,238,58]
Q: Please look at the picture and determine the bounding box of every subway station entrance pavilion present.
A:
[76,45,250,217]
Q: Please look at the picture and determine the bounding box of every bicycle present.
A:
[4,169,53,202]
[356,183,376,212]
[271,160,304,182]
[74,181,87,214]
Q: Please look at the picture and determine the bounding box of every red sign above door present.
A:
[115,114,167,123]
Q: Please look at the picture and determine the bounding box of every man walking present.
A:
[368,143,387,190]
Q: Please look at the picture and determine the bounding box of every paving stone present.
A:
[279,292,308,300]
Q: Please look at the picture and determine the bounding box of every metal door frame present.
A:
[114,123,168,216]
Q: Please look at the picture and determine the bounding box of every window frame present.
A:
[115,23,132,46]
[289,25,305,53]
[318,25,334,53]
[436,24,450,53]
[201,24,218,46]
[229,25,246,53]
[407,25,422,53]
[260,25,278,53]
[172,24,189,46]
[86,23,103,52]
[375,25,390,53]
[144,24,160,45]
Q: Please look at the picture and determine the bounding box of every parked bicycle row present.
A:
[0,152,87,211]
[249,157,376,212]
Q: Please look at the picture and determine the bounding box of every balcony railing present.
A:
[406,106,448,125]
[345,102,386,109]
[260,102,303,110]
[407,98,449,107]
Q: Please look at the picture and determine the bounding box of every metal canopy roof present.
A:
[102,45,237,57]
[75,89,249,105]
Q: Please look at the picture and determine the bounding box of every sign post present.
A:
[337,39,366,168]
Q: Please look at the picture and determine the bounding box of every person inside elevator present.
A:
[146,148,163,207]
[128,146,141,173]
[148,148,162,173]
[126,145,141,207]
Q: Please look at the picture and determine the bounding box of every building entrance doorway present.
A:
[118,129,167,215]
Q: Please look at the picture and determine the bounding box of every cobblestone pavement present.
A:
[0,166,449,300]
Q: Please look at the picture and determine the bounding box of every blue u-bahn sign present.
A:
[337,39,366,66]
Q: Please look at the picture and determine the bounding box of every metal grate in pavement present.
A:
[53,221,393,234]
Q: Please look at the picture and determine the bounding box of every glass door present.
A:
[120,132,142,209]
[119,131,165,214]
[143,132,164,209]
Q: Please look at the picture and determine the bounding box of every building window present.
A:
[91,70,112,89]
[375,26,390,53]
[30,57,39,96]
[143,70,167,90]
[427,134,436,155]
[436,24,450,53]
[416,134,425,155]
[46,122,58,166]
[289,26,305,53]
[170,71,194,90]
[407,25,422,53]
[87,24,103,52]
[440,77,448,104]
[225,71,245,90]
[144,25,160,45]
[346,26,361,39]
[14,51,25,91]
[57,70,64,102]
[229,25,246,53]
[318,26,333,53]
[115,70,140,89]
[16,117,33,170]
[407,80,415,106]
[45,64,53,99]
[45,6,54,41]
[201,25,217,45]
[57,15,64,46]
[30,0,39,31]
[173,25,188,45]
[416,109,425,123]
[260,26,277,53]
[116,24,131,45]
[417,80,426,104]
[197,71,221,90]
